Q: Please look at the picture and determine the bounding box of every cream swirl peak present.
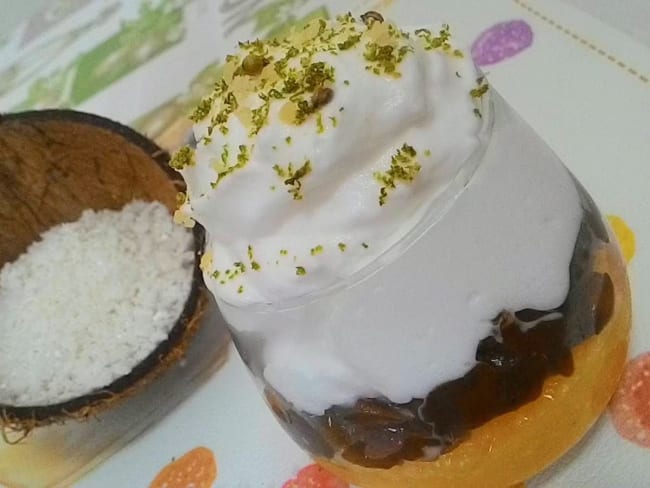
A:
[172,13,487,305]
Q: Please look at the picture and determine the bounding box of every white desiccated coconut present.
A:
[0,200,195,407]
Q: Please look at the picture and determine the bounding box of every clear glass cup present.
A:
[216,91,631,488]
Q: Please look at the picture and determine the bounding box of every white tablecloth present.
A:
[0,1,648,487]
[1,0,649,47]
[567,0,650,46]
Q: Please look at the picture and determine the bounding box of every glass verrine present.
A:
[170,13,632,488]
[216,91,631,488]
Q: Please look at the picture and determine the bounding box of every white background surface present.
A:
[568,0,650,45]
[0,0,650,46]
[0,1,647,487]
[0,0,649,46]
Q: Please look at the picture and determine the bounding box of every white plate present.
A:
[1,1,648,486]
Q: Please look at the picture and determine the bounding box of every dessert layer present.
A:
[174,15,486,305]
[220,95,582,415]
[175,14,583,419]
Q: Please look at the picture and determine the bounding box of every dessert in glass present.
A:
[171,13,631,488]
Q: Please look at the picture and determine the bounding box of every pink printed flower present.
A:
[472,20,534,66]
[282,464,349,488]
[610,352,650,448]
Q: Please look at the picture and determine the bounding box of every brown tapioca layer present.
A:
[265,181,627,471]
[317,282,630,488]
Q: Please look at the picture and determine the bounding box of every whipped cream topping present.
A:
[173,14,583,415]
[173,15,486,305]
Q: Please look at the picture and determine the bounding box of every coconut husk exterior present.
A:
[0,110,206,435]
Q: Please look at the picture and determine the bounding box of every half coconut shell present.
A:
[0,109,206,434]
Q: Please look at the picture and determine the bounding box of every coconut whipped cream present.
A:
[219,94,583,415]
[173,14,583,415]
[173,15,486,305]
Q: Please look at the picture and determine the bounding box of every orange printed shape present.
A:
[282,464,349,488]
[610,352,650,448]
[149,447,217,488]
[608,215,636,263]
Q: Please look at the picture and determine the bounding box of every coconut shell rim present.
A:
[0,109,207,430]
